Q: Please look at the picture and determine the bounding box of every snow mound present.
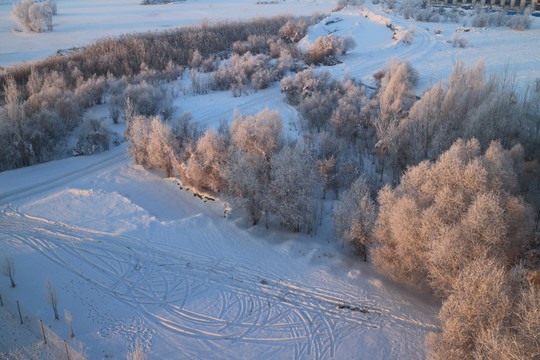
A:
[19,189,156,233]
[298,11,393,54]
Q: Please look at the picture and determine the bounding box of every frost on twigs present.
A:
[12,0,55,33]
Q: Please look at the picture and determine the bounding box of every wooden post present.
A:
[0,292,3,306]
[16,300,23,324]
[40,320,47,344]
[64,340,71,360]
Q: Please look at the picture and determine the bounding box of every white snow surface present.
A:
[1,0,540,359]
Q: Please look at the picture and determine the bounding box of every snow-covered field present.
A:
[1,0,539,359]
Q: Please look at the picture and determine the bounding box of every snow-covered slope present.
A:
[0,144,439,359]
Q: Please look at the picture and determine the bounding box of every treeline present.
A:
[320,61,539,359]
[0,15,334,172]
[124,107,325,233]
[389,0,532,30]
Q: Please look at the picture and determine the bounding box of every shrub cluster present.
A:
[0,15,316,172]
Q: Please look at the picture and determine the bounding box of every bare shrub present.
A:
[2,255,16,288]
[450,34,467,48]
[64,309,74,338]
[305,34,355,66]
[400,25,415,45]
[45,276,59,320]
[279,20,308,43]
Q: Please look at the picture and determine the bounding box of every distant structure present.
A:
[430,0,539,12]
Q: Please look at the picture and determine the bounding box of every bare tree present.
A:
[64,309,74,338]
[127,341,147,360]
[45,277,59,320]
[333,176,376,260]
[2,255,16,288]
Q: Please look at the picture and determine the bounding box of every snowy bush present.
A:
[400,25,416,45]
[12,0,54,32]
[141,0,171,4]
[74,116,111,156]
[469,5,530,29]
[210,52,277,95]
[450,34,467,48]
[507,7,532,30]
[185,129,228,192]
[281,69,336,106]
[279,20,308,43]
[73,75,108,109]
[124,81,174,118]
[269,142,322,233]
[305,34,355,66]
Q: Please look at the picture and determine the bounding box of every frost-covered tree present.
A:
[333,176,376,260]
[428,260,540,360]
[45,276,59,320]
[225,109,284,225]
[428,258,513,360]
[372,60,418,182]
[330,80,365,139]
[401,60,525,164]
[229,108,284,162]
[12,0,55,32]
[145,116,179,177]
[185,129,228,192]
[46,0,57,15]
[269,142,321,233]
[372,138,535,295]
[317,155,336,199]
[305,34,355,65]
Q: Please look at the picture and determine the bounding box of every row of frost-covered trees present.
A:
[0,13,358,172]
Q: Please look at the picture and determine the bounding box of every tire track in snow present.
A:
[0,207,387,359]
